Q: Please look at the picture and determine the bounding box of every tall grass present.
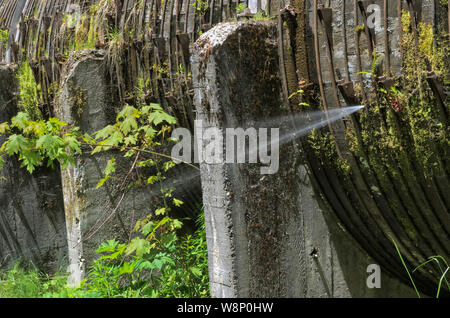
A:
[0,262,68,298]
[392,239,450,298]
[17,62,42,121]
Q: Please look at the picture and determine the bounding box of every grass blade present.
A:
[436,267,449,298]
[391,238,421,298]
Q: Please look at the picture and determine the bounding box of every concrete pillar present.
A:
[0,64,67,273]
[192,21,306,297]
[56,50,203,286]
[192,21,416,298]
[55,50,153,285]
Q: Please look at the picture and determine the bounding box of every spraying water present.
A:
[245,105,365,158]
[170,105,365,183]
[275,105,365,147]
[253,105,363,131]
[162,105,366,206]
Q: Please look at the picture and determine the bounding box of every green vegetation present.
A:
[308,128,351,175]
[17,62,42,121]
[251,11,274,21]
[0,112,79,173]
[303,9,449,291]
[191,0,209,17]
[361,11,447,172]
[0,213,208,298]
[0,0,209,296]
[0,263,68,298]
[393,239,449,298]
[236,3,246,14]
[0,29,8,49]
[340,10,449,185]
[0,89,208,297]
[67,213,209,298]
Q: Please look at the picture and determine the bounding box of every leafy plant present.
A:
[236,3,247,14]
[191,0,209,18]
[0,112,81,173]
[77,212,209,298]
[0,98,192,176]
[157,212,209,297]
[0,73,207,297]
[0,210,209,299]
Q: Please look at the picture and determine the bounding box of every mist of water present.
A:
[245,105,364,159]
[171,105,365,185]
[275,105,364,147]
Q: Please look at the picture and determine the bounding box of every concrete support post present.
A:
[56,51,114,285]
[56,51,153,285]
[55,50,203,286]
[192,21,307,297]
[192,21,416,298]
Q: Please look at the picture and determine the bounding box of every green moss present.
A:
[0,29,8,49]
[397,11,448,176]
[251,11,275,21]
[308,128,351,176]
[67,81,87,120]
[347,10,449,180]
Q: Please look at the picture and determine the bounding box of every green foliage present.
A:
[69,212,209,298]
[0,112,81,173]
[0,99,208,298]
[91,103,175,152]
[308,128,351,175]
[0,29,8,49]
[0,262,68,298]
[77,98,208,298]
[251,11,273,21]
[236,3,246,14]
[191,0,209,17]
[17,62,42,121]
[345,9,449,188]
[158,213,209,297]
[106,27,126,61]
[392,11,448,176]
[0,212,209,298]
[63,8,98,52]
[288,89,304,100]
[413,256,450,298]
[0,98,181,175]
[89,101,181,190]
[288,89,311,108]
